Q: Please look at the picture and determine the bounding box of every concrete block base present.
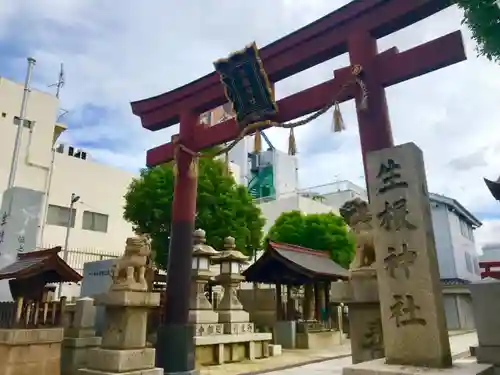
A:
[86,347,156,373]
[342,358,493,375]
[269,344,282,356]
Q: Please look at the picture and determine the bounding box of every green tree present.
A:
[455,0,500,62]
[266,210,355,269]
[123,157,265,270]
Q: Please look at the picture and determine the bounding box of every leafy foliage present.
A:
[266,210,355,269]
[123,157,265,270]
[455,0,500,62]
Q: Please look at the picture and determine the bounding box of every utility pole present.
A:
[7,57,36,194]
[57,193,80,299]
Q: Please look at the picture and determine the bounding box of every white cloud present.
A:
[2,0,500,246]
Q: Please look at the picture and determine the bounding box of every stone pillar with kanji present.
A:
[343,143,492,375]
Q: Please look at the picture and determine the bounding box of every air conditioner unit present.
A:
[56,144,65,154]
[81,151,87,160]
[68,146,74,156]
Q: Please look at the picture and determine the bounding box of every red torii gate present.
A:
[131,1,466,373]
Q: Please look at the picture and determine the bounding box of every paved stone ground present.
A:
[262,332,478,375]
[200,331,478,375]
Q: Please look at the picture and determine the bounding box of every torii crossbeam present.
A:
[130,1,466,374]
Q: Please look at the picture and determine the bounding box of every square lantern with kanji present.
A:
[214,42,278,127]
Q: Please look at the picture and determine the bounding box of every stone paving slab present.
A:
[264,332,478,375]
[199,331,478,375]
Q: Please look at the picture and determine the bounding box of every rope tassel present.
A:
[332,102,345,133]
[288,128,297,155]
[188,156,198,179]
[254,129,262,153]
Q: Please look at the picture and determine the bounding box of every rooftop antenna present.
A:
[49,62,65,98]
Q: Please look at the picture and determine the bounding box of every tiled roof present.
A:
[270,242,349,278]
[0,247,82,282]
[242,240,349,283]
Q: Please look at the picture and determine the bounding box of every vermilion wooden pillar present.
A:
[348,32,394,191]
[155,112,199,374]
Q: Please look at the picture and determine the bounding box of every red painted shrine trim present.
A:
[131,0,453,129]
[147,66,366,167]
[479,261,500,280]
[145,31,465,167]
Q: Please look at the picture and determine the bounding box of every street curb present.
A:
[239,353,352,375]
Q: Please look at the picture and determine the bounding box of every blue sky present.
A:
[1,0,500,246]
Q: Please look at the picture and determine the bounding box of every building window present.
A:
[465,252,473,274]
[459,219,474,241]
[82,211,108,233]
[473,258,480,275]
[46,205,76,227]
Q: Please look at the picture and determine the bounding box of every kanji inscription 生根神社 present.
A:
[366,142,452,368]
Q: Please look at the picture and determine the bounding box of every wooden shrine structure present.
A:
[0,246,82,301]
[243,241,348,322]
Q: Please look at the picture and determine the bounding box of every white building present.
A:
[0,76,241,300]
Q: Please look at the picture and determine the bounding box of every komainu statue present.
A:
[339,198,376,270]
[110,235,152,291]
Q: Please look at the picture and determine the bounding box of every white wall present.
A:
[431,203,457,279]
[447,209,481,281]
[258,194,338,234]
[0,77,59,201]
[41,151,137,268]
[273,151,299,197]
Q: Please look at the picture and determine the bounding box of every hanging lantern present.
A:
[214,42,278,127]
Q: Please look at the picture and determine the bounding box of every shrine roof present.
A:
[242,241,349,284]
[0,247,82,283]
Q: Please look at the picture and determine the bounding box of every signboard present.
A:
[214,42,277,126]
[0,187,43,301]
[80,258,116,335]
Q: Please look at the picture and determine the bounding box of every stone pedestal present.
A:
[469,280,500,366]
[0,328,64,375]
[345,268,384,364]
[216,274,254,334]
[190,278,224,336]
[62,297,102,375]
[213,237,253,335]
[189,229,224,336]
[78,290,161,375]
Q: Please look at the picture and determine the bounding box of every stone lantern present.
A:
[213,236,254,335]
[189,229,223,336]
